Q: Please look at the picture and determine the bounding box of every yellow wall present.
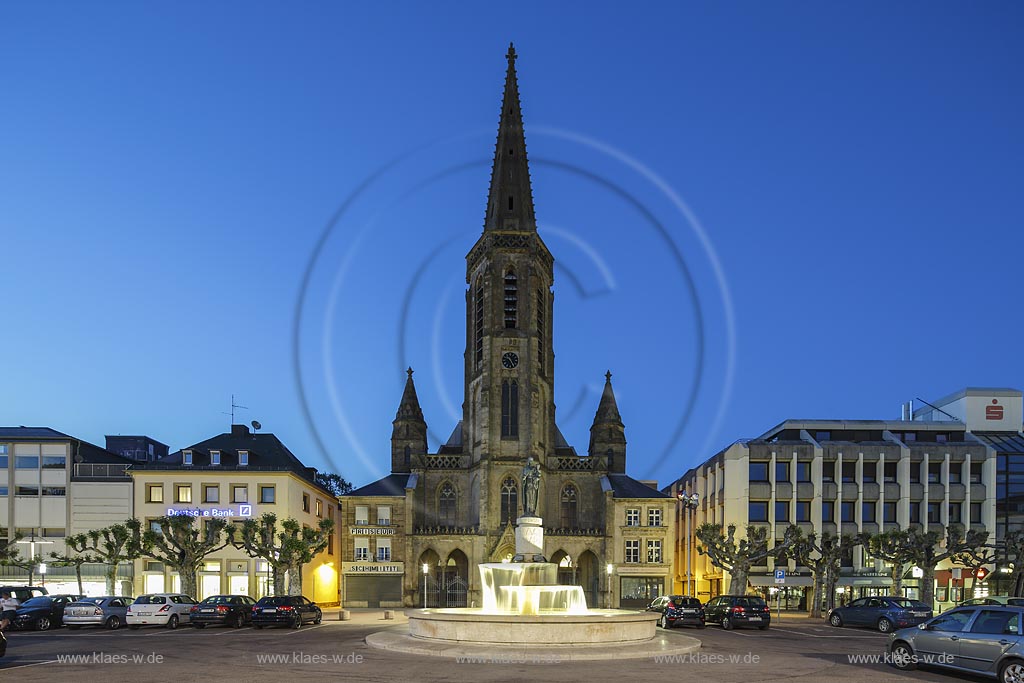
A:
[130,470,339,604]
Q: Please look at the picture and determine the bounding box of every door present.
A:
[958,609,1021,674]
[915,609,975,662]
[705,598,722,622]
[843,598,869,625]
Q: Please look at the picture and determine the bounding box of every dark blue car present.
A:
[828,596,932,633]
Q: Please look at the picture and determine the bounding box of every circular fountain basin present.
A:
[407,608,656,646]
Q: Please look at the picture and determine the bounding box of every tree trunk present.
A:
[809,573,823,619]
[824,568,838,612]
[1014,571,1024,598]
[921,566,936,608]
[287,563,303,596]
[179,569,198,599]
[105,564,117,595]
[891,563,903,596]
[272,565,286,595]
[728,568,749,595]
[76,565,84,595]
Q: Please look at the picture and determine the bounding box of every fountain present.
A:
[365,459,702,660]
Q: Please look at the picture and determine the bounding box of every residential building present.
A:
[341,47,674,609]
[105,435,170,463]
[129,423,340,604]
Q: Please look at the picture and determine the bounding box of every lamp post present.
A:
[422,563,430,609]
[606,563,614,609]
[16,532,53,586]
[676,491,699,597]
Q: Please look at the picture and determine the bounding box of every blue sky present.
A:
[2,2,1021,489]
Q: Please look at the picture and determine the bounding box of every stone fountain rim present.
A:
[408,608,653,623]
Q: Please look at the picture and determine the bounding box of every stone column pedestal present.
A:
[514,516,545,562]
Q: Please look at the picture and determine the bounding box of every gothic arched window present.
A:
[500,477,518,525]
[606,448,614,469]
[560,484,578,529]
[474,280,484,363]
[404,445,411,468]
[501,380,519,438]
[439,482,456,527]
[503,270,517,329]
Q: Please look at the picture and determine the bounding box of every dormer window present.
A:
[238,450,249,467]
[210,450,221,466]
[183,450,193,466]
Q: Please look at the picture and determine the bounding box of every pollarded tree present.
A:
[66,524,142,594]
[48,549,99,595]
[128,515,231,599]
[780,527,859,618]
[999,529,1024,597]
[230,513,335,595]
[860,529,914,596]
[696,523,797,594]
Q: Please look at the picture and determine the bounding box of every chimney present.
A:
[231,424,250,437]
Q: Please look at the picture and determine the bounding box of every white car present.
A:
[126,594,197,629]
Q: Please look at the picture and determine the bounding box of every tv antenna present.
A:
[223,394,248,425]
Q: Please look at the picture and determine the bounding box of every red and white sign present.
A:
[986,399,1004,421]
[975,567,989,581]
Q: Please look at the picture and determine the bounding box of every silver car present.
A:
[889,606,1024,681]
[63,597,132,630]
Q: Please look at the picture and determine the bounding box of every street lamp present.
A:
[422,563,430,609]
[606,563,614,608]
[16,532,53,586]
[676,491,699,597]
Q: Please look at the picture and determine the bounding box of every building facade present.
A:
[105,435,170,463]
[341,47,674,609]
[667,387,1024,610]
[130,424,340,604]
[0,427,135,593]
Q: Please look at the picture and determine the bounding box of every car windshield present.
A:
[890,599,929,609]
[257,597,293,606]
[736,597,767,607]
[134,596,166,605]
[21,597,50,608]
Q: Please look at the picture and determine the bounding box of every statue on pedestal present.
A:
[522,456,541,517]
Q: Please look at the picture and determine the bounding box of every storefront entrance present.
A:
[619,577,664,609]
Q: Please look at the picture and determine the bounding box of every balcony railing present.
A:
[73,463,131,479]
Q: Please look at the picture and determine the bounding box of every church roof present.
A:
[482,43,536,233]
[394,368,425,423]
[592,371,624,426]
[345,473,412,497]
[604,474,671,499]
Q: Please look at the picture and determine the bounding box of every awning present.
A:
[837,576,892,587]
[749,575,813,587]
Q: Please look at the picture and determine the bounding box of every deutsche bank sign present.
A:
[166,505,253,518]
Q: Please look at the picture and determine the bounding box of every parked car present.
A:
[888,605,1024,680]
[0,586,48,603]
[190,595,257,628]
[64,596,132,630]
[704,595,770,630]
[648,595,705,629]
[961,596,1024,607]
[251,596,322,629]
[12,594,83,631]
[126,594,197,629]
[828,596,932,633]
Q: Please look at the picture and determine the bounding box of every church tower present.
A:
[463,44,555,464]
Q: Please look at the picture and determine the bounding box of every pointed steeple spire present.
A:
[395,367,424,421]
[483,43,536,233]
[392,367,427,472]
[589,370,626,472]
[593,371,623,425]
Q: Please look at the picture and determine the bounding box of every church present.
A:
[341,46,674,610]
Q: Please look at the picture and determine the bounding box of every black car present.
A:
[190,595,257,628]
[648,595,705,629]
[13,594,83,631]
[704,595,771,630]
[0,586,48,603]
[251,596,322,629]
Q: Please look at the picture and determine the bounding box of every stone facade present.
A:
[341,46,673,609]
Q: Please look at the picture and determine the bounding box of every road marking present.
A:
[769,626,888,639]
[285,624,327,636]
[212,627,253,636]
[0,659,58,672]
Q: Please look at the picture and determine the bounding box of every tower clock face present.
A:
[501,352,519,369]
